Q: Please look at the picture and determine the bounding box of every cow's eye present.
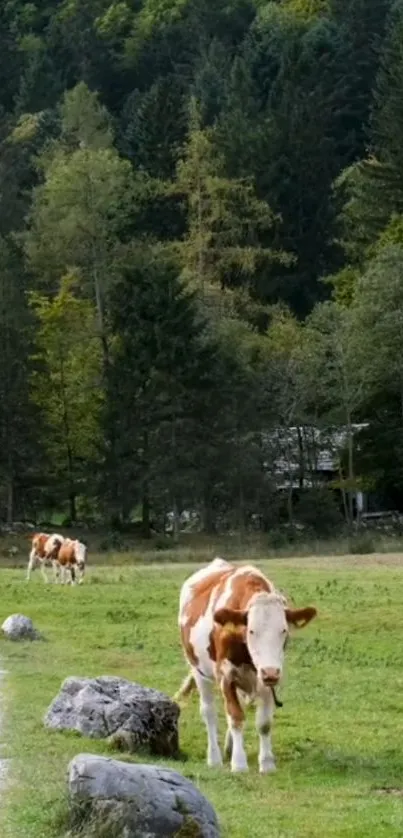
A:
[248,629,255,635]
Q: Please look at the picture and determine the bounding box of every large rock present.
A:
[44,676,180,757]
[1,614,41,641]
[69,754,220,838]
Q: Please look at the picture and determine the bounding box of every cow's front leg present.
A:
[224,727,232,760]
[221,678,248,772]
[52,561,61,583]
[256,688,276,774]
[195,673,223,768]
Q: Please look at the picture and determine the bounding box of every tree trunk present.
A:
[171,417,180,542]
[141,431,151,539]
[202,487,215,534]
[297,425,305,489]
[6,476,13,525]
[69,491,77,523]
[6,440,13,524]
[347,412,354,527]
[141,486,151,539]
[236,423,245,535]
[338,459,349,527]
[172,498,180,543]
[59,351,76,522]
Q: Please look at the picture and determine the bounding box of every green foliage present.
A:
[29,273,103,517]
[295,487,343,535]
[174,98,287,313]
[0,0,402,526]
[0,236,38,520]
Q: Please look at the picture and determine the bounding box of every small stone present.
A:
[44,675,180,757]
[1,614,41,641]
[68,753,220,838]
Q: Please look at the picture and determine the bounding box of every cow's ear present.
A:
[214,607,248,627]
[285,606,317,628]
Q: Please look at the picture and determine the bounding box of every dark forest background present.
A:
[2,0,403,541]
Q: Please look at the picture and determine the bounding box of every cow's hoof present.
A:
[231,760,248,773]
[259,760,276,774]
[207,751,223,768]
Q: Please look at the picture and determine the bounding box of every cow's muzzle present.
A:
[260,667,281,687]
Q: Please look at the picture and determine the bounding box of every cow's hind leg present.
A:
[26,550,37,581]
[256,689,276,774]
[195,672,223,768]
[221,678,248,772]
[40,559,50,583]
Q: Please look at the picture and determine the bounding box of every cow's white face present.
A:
[214,593,317,689]
[246,592,288,687]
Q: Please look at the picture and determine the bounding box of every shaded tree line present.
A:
[1,0,403,535]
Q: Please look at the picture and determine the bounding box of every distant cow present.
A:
[56,538,87,585]
[27,532,64,583]
[175,558,317,773]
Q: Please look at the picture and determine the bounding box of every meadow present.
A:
[0,551,403,837]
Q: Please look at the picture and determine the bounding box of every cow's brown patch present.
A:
[31,533,50,557]
[221,677,245,727]
[58,539,77,566]
[213,608,247,627]
[228,572,273,611]
[181,568,234,668]
[216,625,251,668]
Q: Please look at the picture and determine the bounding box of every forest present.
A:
[1,0,403,538]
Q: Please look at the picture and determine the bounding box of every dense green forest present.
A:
[1,0,403,537]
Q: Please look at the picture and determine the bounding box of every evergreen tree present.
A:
[0,237,40,522]
[174,98,286,316]
[105,247,226,532]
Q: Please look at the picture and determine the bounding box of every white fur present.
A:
[245,591,288,683]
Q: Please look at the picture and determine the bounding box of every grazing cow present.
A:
[175,558,317,773]
[56,538,86,585]
[26,532,64,582]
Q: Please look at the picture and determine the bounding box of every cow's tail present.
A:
[173,671,196,708]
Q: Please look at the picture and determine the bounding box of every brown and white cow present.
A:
[26,532,64,583]
[55,538,86,585]
[175,557,317,773]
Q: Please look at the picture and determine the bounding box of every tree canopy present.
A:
[1,0,402,533]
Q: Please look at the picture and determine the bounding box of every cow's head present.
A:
[214,592,316,688]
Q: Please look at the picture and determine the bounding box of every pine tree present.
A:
[174,98,286,317]
[104,247,225,532]
[0,237,40,522]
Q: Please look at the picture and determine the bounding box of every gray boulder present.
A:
[68,754,220,838]
[1,614,41,641]
[44,676,180,757]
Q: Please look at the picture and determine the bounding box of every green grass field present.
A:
[1,553,403,837]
